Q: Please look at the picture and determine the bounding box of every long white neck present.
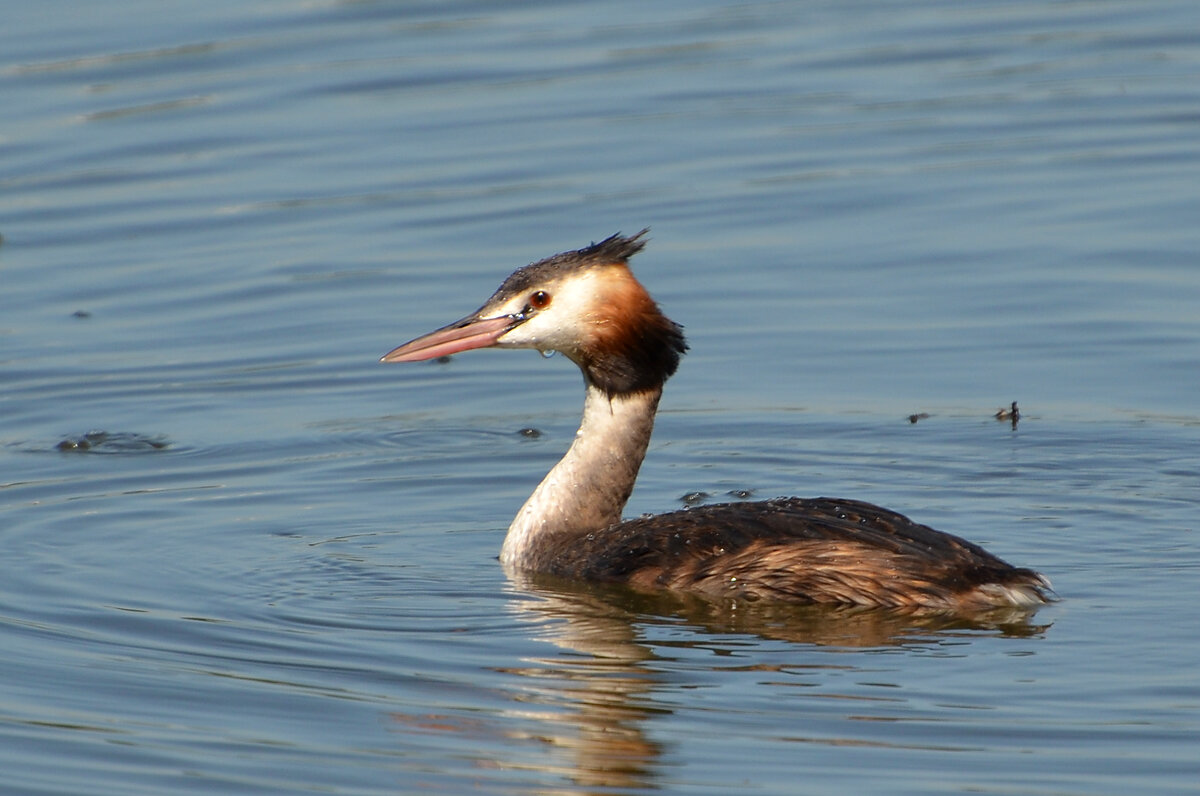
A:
[500,383,661,570]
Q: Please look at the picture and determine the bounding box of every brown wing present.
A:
[540,497,1050,611]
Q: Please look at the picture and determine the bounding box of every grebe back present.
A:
[382,231,1051,612]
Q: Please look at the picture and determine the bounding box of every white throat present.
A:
[500,383,661,570]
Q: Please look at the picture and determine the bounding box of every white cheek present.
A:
[497,272,600,352]
[500,312,574,351]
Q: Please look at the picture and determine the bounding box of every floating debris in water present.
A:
[727,489,755,499]
[55,431,169,453]
[908,412,931,424]
[680,491,709,505]
[995,401,1020,429]
[518,427,542,439]
[72,310,92,319]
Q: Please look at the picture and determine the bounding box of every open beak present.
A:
[380,314,517,363]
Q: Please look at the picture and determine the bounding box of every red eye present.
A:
[529,290,551,310]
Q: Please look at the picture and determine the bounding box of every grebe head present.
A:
[382,230,688,395]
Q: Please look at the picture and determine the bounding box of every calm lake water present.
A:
[2,1,1199,793]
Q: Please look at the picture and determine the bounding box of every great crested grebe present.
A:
[382,231,1052,612]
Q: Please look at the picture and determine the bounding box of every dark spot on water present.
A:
[908,412,930,424]
[55,431,169,454]
[435,355,452,364]
[518,427,542,439]
[680,491,709,505]
[727,488,754,499]
[72,310,92,319]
